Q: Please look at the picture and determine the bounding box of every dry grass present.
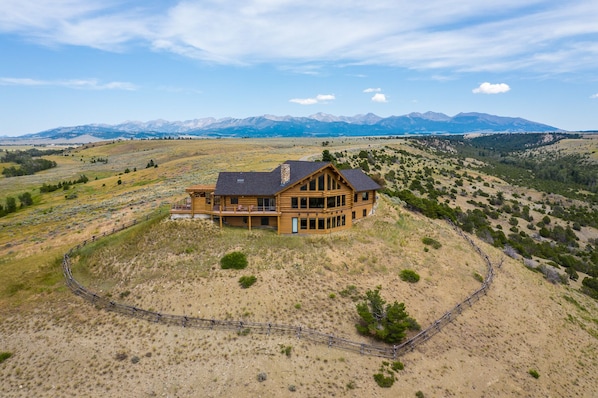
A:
[1,137,597,397]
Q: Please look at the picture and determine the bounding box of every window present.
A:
[327,196,335,208]
[318,218,325,229]
[261,217,269,226]
[300,197,307,209]
[341,195,346,206]
[230,197,238,205]
[309,179,316,191]
[354,193,358,203]
[291,197,298,209]
[362,192,369,201]
[341,215,346,226]
[327,175,331,190]
[300,218,307,229]
[300,184,307,191]
[327,217,331,229]
[309,218,316,229]
[336,196,341,207]
[309,197,324,208]
[332,217,336,228]
[336,215,341,227]
[363,209,367,217]
[318,175,325,190]
[352,211,356,219]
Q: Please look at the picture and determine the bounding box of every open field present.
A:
[1,137,597,397]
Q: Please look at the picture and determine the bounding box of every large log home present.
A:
[170,160,381,234]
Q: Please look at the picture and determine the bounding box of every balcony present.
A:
[213,204,278,215]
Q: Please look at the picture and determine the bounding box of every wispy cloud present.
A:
[363,88,382,93]
[472,82,510,94]
[289,94,335,105]
[2,2,598,74]
[0,77,136,90]
[591,93,598,99]
[371,93,388,103]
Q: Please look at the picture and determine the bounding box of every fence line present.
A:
[62,212,496,359]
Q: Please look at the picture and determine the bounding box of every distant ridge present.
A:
[7,112,560,143]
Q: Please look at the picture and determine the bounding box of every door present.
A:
[292,217,298,233]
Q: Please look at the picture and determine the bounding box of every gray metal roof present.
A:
[213,161,379,196]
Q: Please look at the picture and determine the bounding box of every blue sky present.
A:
[1,0,598,136]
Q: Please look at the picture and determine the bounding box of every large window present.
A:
[309,179,316,191]
[309,197,324,208]
[300,197,307,209]
[318,175,325,190]
[327,196,336,208]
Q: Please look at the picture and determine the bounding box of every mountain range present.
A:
[5,112,560,142]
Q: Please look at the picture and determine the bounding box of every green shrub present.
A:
[400,269,420,283]
[238,275,257,288]
[356,288,416,344]
[528,369,540,379]
[415,391,425,398]
[0,352,13,363]
[373,373,395,388]
[391,361,404,371]
[422,237,442,249]
[220,251,248,269]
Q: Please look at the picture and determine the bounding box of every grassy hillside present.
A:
[1,136,597,397]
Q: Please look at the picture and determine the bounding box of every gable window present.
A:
[300,184,307,191]
[291,197,298,209]
[362,192,369,201]
[230,197,238,205]
[309,179,316,191]
[318,175,325,190]
[327,175,331,190]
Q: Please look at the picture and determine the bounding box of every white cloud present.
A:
[363,88,382,93]
[2,2,598,74]
[591,93,598,99]
[0,77,136,90]
[472,82,511,94]
[289,94,335,105]
[371,93,388,103]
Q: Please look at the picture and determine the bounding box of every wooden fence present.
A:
[62,213,496,359]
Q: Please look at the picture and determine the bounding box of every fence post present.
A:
[328,335,333,348]
[296,326,302,339]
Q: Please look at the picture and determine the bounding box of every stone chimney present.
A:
[281,163,291,185]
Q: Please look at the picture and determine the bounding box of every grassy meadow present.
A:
[0,136,597,397]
